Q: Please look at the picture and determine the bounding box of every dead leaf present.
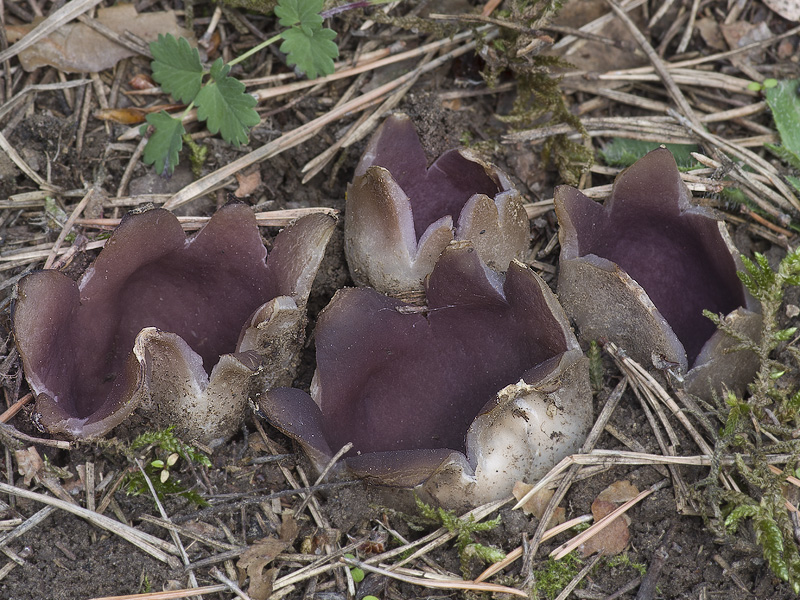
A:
[579,480,639,557]
[513,481,565,527]
[279,512,299,543]
[7,6,192,73]
[182,520,225,540]
[234,169,262,198]
[694,18,726,51]
[596,480,639,504]
[15,446,43,486]
[94,105,184,125]
[237,537,289,600]
[720,21,773,67]
[129,74,157,90]
[763,0,800,22]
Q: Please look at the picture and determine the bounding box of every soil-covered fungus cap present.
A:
[345,113,529,295]
[554,147,761,397]
[13,204,335,444]
[259,243,592,509]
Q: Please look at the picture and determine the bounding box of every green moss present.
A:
[697,246,800,593]
[415,496,505,577]
[532,553,583,600]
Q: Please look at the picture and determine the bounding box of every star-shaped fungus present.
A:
[554,148,761,396]
[13,204,335,444]
[259,243,591,508]
[345,113,529,295]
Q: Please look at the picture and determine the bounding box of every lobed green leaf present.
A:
[274,0,324,29]
[194,59,260,146]
[142,111,185,176]
[280,26,338,80]
[150,34,204,104]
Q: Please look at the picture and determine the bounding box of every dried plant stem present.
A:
[0,481,180,567]
[475,513,593,582]
[0,0,103,63]
[341,555,527,596]
[0,394,32,424]
[135,460,201,599]
[293,442,352,516]
[210,567,252,600]
[87,585,230,600]
[556,554,604,600]
[43,187,98,269]
[603,0,702,129]
[75,208,338,231]
[0,422,70,450]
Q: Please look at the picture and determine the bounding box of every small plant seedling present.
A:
[747,78,779,92]
[122,426,211,507]
[150,452,180,483]
[344,554,365,582]
[142,0,339,175]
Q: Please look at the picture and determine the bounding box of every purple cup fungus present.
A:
[345,113,530,295]
[554,148,761,397]
[13,204,335,444]
[258,243,592,508]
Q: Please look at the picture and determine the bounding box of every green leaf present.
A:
[599,138,700,170]
[788,175,800,195]
[142,111,185,176]
[765,79,800,157]
[195,59,260,146]
[765,142,800,171]
[150,34,204,104]
[280,25,338,79]
[274,0,324,29]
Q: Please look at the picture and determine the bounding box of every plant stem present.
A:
[229,33,282,68]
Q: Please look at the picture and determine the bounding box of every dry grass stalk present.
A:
[0,481,181,567]
[0,394,32,424]
[341,555,528,596]
[87,585,230,600]
[135,459,202,599]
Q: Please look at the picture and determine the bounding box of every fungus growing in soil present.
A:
[554,148,761,396]
[13,204,335,444]
[345,113,529,295]
[258,243,592,509]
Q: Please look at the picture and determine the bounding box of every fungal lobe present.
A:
[345,113,529,294]
[14,204,335,440]
[260,243,592,507]
[555,148,760,392]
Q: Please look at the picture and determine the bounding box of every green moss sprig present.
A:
[415,496,505,577]
[696,246,800,592]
